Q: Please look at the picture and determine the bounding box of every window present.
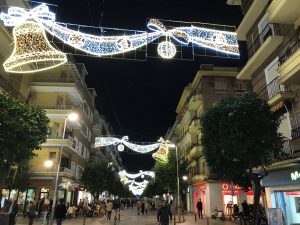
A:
[81,122,88,137]
[49,152,56,160]
[214,79,227,92]
[234,81,248,92]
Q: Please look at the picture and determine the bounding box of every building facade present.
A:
[166,64,252,216]
[228,0,300,224]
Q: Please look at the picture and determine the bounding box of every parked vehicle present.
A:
[211,207,226,221]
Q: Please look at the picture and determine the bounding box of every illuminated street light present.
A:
[44,160,53,168]
[182,175,188,181]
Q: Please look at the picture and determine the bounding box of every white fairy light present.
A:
[3,20,67,73]
[0,3,240,73]
[118,170,155,179]
[95,136,160,153]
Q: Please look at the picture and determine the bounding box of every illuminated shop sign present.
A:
[222,183,243,191]
[291,171,300,181]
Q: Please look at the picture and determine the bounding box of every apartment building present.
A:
[24,62,96,205]
[166,64,252,215]
[227,1,300,224]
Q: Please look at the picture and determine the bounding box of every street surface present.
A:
[14,208,238,225]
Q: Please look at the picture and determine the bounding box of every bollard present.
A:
[207,217,209,225]
[195,213,197,222]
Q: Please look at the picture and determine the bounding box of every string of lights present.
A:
[94,136,160,153]
[0,3,240,73]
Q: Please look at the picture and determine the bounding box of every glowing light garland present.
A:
[0,4,240,73]
[95,136,160,153]
[118,170,155,180]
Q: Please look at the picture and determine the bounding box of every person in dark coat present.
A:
[54,199,67,225]
[28,200,37,225]
[8,199,18,225]
[196,199,203,219]
[157,201,172,225]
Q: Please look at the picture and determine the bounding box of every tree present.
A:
[81,159,116,200]
[200,92,284,225]
[143,151,188,197]
[0,92,49,187]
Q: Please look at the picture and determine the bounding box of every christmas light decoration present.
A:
[3,20,67,73]
[152,143,169,164]
[0,4,240,73]
[95,136,160,153]
[118,170,155,180]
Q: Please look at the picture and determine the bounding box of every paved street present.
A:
[13,208,238,225]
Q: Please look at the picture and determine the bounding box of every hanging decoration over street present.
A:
[152,143,169,164]
[119,170,155,182]
[0,3,239,73]
[94,136,160,153]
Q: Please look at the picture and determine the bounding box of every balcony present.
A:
[59,167,75,177]
[179,132,198,147]
[237,23,284,79]
[192,174,207,182]
[236,0,269,41]
[188,145,202,159]
[257,77,295,109]
[44,136,86,160]
[268,0,300,25]
[187,90,202,111]
[278,39,300,85]
[189,118,201,134]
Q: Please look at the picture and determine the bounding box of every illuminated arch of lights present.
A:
[119,170,155,181]
[0,4,239,73]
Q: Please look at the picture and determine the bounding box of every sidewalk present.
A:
[11,208,239,225]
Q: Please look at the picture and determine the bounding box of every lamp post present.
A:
[158,138,181,224]
[49,113,78,225]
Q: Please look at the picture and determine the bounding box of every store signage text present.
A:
[222,183,243,191]
[291,171,299,181]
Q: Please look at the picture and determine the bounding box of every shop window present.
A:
[1,189,9,208]
[40,188,50,199]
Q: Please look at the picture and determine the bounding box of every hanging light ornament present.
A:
[152,143,169,164]
[3,20,67,73]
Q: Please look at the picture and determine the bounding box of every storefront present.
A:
[191,181,247,216]
[262,165,300,225]
[0,188,36,210]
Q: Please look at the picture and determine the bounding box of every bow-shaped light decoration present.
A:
[95,136,160,153]
[0,4,55,26]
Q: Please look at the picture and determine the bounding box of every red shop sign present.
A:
[197,184,206,190]
[222,183,243,191]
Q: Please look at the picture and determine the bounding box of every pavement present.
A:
[11,208,238,225]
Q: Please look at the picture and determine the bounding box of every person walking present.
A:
[157,201,172,225]
[136,199,142,215]
[28,200,37,225]
[196,199,203,219]
[8,199,18,225]
[54,199,67,225]
[106,200,113,220]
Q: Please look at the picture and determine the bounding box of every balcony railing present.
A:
[0,75,21,98]
[177,88,202,123]
[279,38,300,66]
[59,167,75,177]
[248,23,282,59]
[256,76,291,102]
[241,0,253,15]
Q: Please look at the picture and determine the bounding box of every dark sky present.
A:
[44,0,245,172]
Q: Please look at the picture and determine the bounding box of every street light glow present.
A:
[182,175,188,181]
[44,160,53,168]
[68,113,79,121]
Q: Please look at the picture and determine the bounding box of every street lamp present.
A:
[49,112,78,225]
[44,160,54,168]
[182,175,188,181]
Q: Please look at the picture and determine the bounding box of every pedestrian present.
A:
[54,199,67,225]
[196,199,203,219]
[141,200,145,215]
[106,200,113,220]
[28,200,37,225]
[8,199,18,225]
[136,199,142,215]
[157,201,172,225]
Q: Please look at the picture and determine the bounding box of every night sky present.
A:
[43,0,245,172]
